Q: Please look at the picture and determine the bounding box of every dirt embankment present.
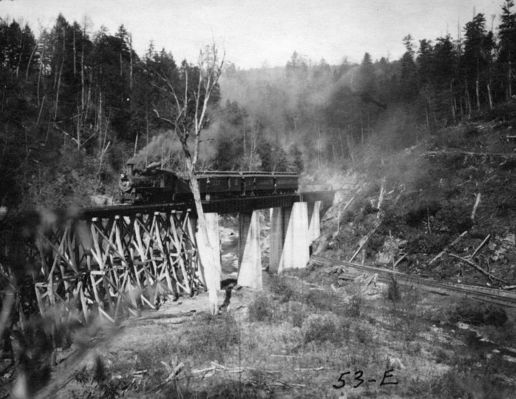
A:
[316,112,516,288]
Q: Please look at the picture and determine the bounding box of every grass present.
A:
[139,313,241,367]
[63,274,516,398]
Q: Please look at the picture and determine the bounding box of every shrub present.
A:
[387,277,401,302]
[428,369,511,399]
[347,293,362,317]
[354,325,371,344]
[288,301,307,328]
[483,321,516,347]
[248,294,275,322]
[302,313,347,344]
[268,275,295,303]
[447,300,507,327]
[405,200,442,227]
[303,289,339,312]
[434,349,448,364]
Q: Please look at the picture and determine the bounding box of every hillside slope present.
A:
[317,105,516,288]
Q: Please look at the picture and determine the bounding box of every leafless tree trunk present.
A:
[128,33,134,91]
[36,95,45,127]
[37,45,44,106]
[134,132,139,156]
[54,27,66,121]
[487,82,493,110]
[15,32,24,78]
[475,62,481,112]
[76,105,81,149]
[508,60,513,100]
[145,109,149,166]
[465,79,472,118]
[81,25,86,111]
[153,44,224,314]
[25,44,37,82]
[317,125,321,169]
[248,124,259,169]
[450,82,457,123]
[54,58,64,121]
[338,131,345,160]
[72,27,77,76]
[346,132,356,167]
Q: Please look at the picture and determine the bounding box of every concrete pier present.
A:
[278,202,310,273]
[237,210,262,289]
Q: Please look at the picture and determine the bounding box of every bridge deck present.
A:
[80,190,334,219]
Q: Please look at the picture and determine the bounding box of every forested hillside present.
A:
[1,1,516,210]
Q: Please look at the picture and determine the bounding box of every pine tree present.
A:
[358,52,376,94]
[498,0,516,99]
[462,14,495,111]
[399,35,418,100]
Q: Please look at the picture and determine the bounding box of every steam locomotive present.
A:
[118,161,299,204]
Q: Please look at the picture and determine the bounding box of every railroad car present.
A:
[119,161,299,204]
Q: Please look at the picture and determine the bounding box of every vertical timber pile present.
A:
[32,209,203,322]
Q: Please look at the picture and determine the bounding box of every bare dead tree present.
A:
[153,44,224,314]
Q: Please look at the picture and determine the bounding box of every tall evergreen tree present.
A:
[357,52,376,94]
[399,35,418,100]
[462,13,495,111]
[498,0,516,99]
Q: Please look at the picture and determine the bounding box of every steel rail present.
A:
[311,255,516,308]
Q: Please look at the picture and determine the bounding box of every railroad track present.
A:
[311,255,516,308]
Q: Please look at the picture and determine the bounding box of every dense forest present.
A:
[1,1,516,210]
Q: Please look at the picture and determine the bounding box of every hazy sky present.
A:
[0,0,503,68]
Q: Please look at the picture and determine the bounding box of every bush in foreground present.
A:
[302,313,347,344]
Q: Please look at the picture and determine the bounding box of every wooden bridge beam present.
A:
[28,209,203,323]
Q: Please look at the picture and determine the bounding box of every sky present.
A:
[0,0,504,68]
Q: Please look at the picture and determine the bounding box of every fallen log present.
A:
[349,220,382,262]
[471,193,481,221]
[429,231,468,265]
[449,253,508,285]
[471,234,491,258]
[313,255,516,307]
[393,254,407,269]
[377,179,385,217]
[424,150,516,159]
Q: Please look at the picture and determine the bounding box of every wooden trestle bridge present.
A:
[1,191,334,323]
